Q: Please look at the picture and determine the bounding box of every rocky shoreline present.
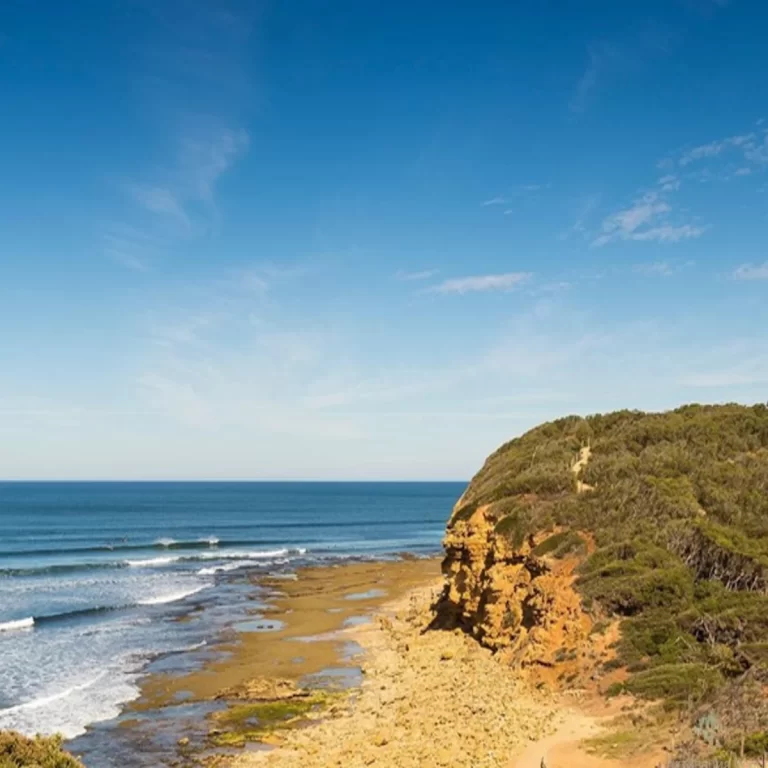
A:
[226,574,665,768]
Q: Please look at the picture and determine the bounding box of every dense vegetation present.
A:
[0,732,83,768]
[451,404,768,725]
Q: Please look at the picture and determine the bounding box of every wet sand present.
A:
[135,558,441,711]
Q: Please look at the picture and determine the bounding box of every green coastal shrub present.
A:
[452,403,768,712]
[0,731,83,768]
[532,530,586,559]
[624,663,724,703]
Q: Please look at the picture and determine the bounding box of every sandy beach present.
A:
[190,561,666,768]
[137,558,442,710]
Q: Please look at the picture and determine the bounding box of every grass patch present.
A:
[583,729,648,760]
[209,693,331,747]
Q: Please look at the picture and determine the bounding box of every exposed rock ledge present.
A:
[438,503,590,667]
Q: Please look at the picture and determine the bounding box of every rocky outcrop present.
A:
[440,503,588,666]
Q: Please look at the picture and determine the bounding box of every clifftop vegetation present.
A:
[442,403,768,752]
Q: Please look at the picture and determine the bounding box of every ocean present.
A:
[0,481,461,741]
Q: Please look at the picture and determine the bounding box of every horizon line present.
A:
[0,478,469,484]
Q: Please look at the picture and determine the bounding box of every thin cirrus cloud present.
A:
[127,184,192,230]
[633,260,694,277]
[482,185,550,207]
[662,123,768,172]
[110,126,250,269]
[658,174,681,191]
[733,262,768,280]
[395,268,439,281]
[128,127,249,227]
[569,45,602,113]
[679,132,756,166]
[592,192,704,247]
[428,272,531,295]
[179,127,250,204]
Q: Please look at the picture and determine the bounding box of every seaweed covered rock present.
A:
[439,403,768,709]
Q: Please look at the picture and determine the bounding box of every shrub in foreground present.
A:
[0,731,83,768]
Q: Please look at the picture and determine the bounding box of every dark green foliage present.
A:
[532,530,587,559]
[451,501,479,525]
[623,664,724,703]
[742,730,768,757]
[454,403,768,710]
[579,546,694,617]
[0,732,84,768]
[494,511,530,549]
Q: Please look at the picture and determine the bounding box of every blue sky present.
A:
[1,0,767,480]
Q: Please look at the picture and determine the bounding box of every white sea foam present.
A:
[0,666,141,739]
[197,548,290,561]
[197,560,261,576]
[137,585,207,606]
[0,671,108,714]
[0,617,34,633]
[200,536,219,546]
[154,537,176,547]
[125,556,179,567]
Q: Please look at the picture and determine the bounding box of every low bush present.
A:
[624,664,723,703]
[0,732,83,768]
[532,530,586,559]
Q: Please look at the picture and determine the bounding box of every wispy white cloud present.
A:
[112,251,149,272]
[633,260,693,276]
[178,127,249,203]
[533,281,572,294]
[560,195,600,241]
[112,125,249,268]
[745,135,768,166]
[482,185,550,209]
[128,185,191,230]
[103,235,150,272]
[592,192,704,246]
[570,46,602,113]
[679,132,756,166]
[106,1,253,272]
[733,262,768,280]
[628,224,706,243]
[658,174,681,191]
[592,193,667,245]
[395,269,438,281]
[517,183,550,193]
[428,272,531,295]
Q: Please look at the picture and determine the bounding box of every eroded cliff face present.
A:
[440,503,589,667]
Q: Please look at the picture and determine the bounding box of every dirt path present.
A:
[513,710,603,767]
[571,445,595,493]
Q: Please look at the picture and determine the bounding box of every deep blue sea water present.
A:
[0,482,461,740]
